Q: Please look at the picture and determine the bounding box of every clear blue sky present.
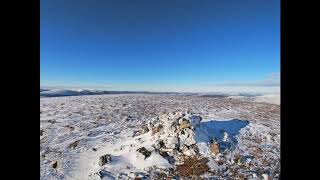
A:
[41,0,280,92]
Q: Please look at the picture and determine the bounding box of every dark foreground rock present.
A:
[99,154,112,166]
[137,147,151,159]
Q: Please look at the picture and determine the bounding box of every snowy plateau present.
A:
[40,92,280,180]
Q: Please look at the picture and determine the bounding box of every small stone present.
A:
[52,161,58,169]
[151,124,163,135]
[253,173,258,178]
[92,148,97,151]
[97,170,114,179]
[182,149,196,156]
[128,172,137,178]
[68,140,80,149]
[159,151,169,157]
[154,139,165,149]
[262,174,269,180]
[210,143,220,156]
[234,154,241,163]
[139,125,149,134]
[223,132,229,142]
[178,118,188,125]
[48,119,56,124]
[132,130,140,137]
[98,154,112,166]
[137,147,152,159]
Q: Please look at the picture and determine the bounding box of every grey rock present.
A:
[137,147,152,159]
[99,154,112,166]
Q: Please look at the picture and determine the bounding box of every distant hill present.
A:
[40,88,276,99]
[39,89,180,97]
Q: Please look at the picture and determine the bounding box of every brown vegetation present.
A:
[175,156,209,177]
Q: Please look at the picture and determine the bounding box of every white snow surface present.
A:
[40,94,280,179]
[253,94,280,105]
[229,93,280,105]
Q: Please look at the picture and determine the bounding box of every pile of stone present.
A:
[136,111,216,165]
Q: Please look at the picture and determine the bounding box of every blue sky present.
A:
[41,0,280,92]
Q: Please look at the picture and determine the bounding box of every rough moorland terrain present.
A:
[40,94,280,180]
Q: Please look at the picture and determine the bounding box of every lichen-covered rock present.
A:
[98,154,112,166]
[179,121,190,129]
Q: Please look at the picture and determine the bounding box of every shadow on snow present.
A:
[195,119,249,151]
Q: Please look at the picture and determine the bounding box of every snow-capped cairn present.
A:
[143,111,203,162]
[135,111,230,162]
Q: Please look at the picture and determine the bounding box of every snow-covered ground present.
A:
[228,93,280,105]
[40,94,280,179]
[253,94,280,105]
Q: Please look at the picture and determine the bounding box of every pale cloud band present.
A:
[213,72,280,87]
[41,73,280,93]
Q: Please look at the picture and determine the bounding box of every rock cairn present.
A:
[137,111,211,165]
